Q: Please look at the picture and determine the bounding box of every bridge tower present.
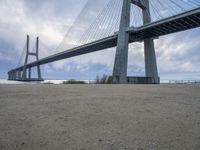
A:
[112,0,160,84]
[21,35,43,81]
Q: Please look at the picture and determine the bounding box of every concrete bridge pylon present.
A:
[20,35,43,81]
[112,0,160,84]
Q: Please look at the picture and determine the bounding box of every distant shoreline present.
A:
[0,79,200,84]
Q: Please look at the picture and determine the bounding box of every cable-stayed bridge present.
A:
[8,0,200,84]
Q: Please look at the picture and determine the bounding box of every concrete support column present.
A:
[22,35,29,80]
[19,70,22,80]
[37,65,42,79]
[15,71,17,80]
[17,70,20,80]
[13,72,15,80]
[144,39,159,83]
[14,71,16,80]
[22,67,27,80]
[28,67,31,80]
[142,0,159,83]
[113,0,131,84]
[12,72,13,80]
[36,37,42,80]
[16,71,18,80]
[12,72,14,80]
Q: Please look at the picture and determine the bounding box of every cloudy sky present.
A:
[0,0,200,81]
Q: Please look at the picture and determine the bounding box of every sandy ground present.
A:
[0,84,199,150]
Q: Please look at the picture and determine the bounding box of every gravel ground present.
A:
[0,84,200,150]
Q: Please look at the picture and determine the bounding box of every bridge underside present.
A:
[129,8,200,41]
[8,8,200,83]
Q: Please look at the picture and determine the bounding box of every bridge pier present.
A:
[28,67,31,80]
[37,65,42,80]
[12,71,15,80]
[15,71,17,80]
[144,38,159,83]
[12,72,14,80]
[17,70,21,80]
[112,0,131,84]
[142,0,160,84]
[22,36,43,81]
[112,0,160,84]
[9,35,43,82]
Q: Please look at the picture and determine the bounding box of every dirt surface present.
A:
[0,84,200,150]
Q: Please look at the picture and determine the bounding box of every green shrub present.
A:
[63,79,86,84]
[95,74,113,84]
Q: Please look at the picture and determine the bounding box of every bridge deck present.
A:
[9,8,200,73]
[129,8,200,41]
